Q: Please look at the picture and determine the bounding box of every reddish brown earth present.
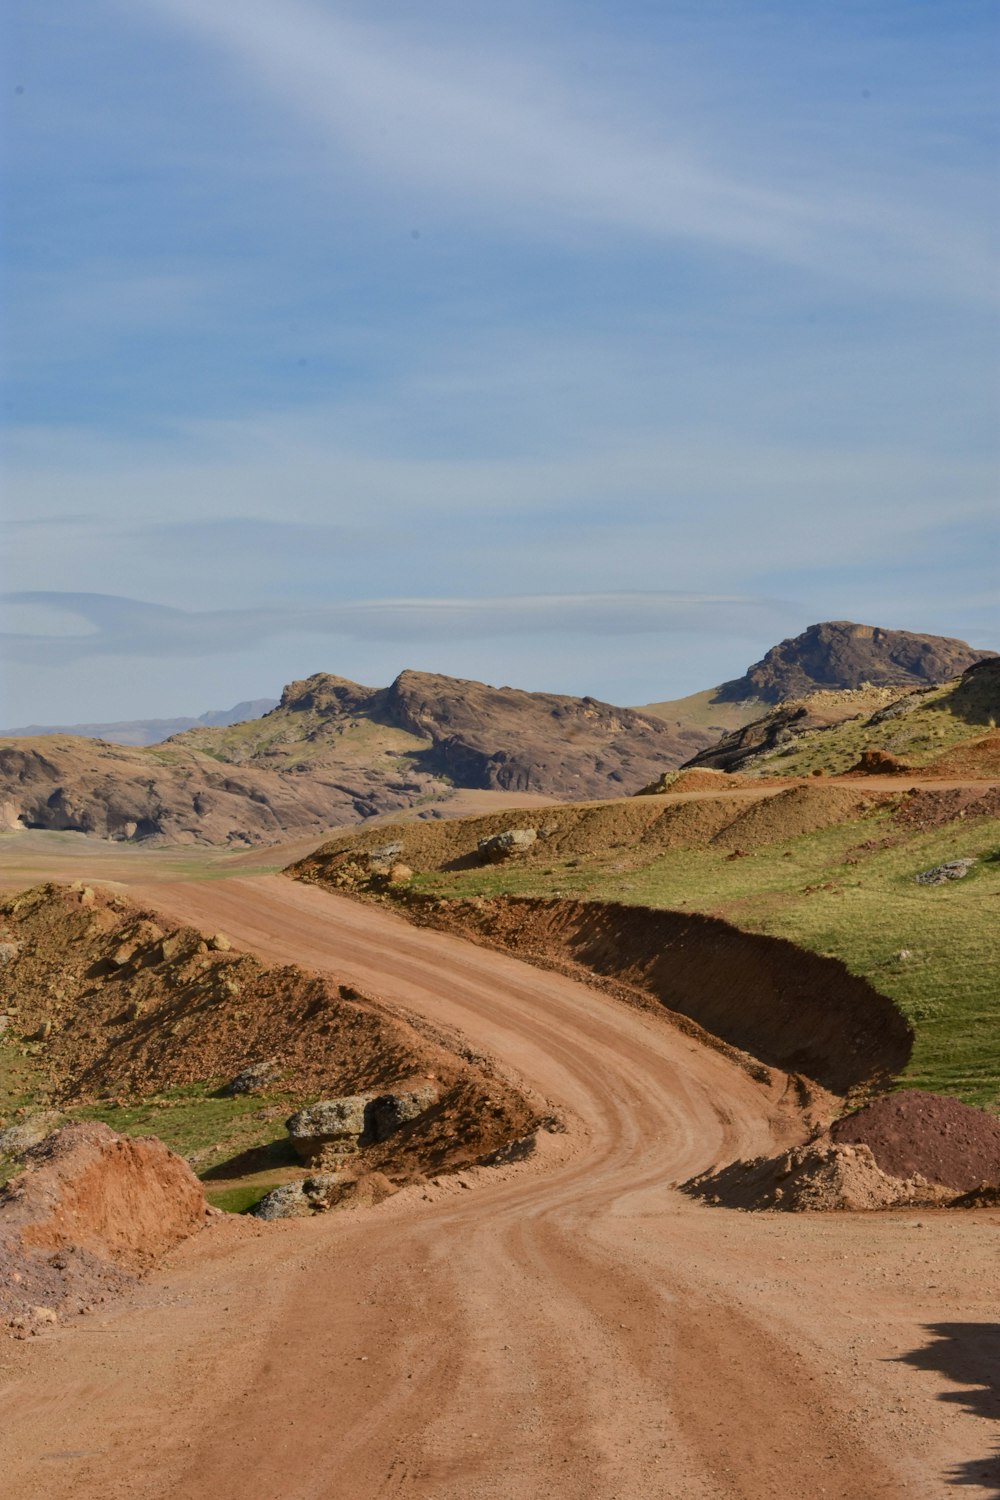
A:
[0,884,537,1184]
[388,893,912,1097]
[0,872,997,1499]
[831,1090,1000,1193]
[0,1122,205,1329]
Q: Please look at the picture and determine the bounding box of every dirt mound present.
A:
[0,1121,205,1331]
[0,884,539,1185]
[830,1090,1000,1192]
[892,782,1000,832]
[843,748,912,776]
[715,621,993,704]
[390,895,911,1097]
[639,768,756,795]
[293,781,889,884]
[683,1139,952,1212]
[709,784,879,850]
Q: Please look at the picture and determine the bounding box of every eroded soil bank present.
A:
[331,890,913,1100]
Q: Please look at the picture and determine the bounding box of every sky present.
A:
[1,0,998,723]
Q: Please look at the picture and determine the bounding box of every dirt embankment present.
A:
[0,884,541,1185]
[388,895,912,1099]
[0,1121,205,1331]
[293,780,889,878]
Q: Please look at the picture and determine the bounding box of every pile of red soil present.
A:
[0,1121,206,1333]
[683,1139,951,1213]
[843,749,912,776]
[893,783,1000,832]
[831,1090,1000,1193]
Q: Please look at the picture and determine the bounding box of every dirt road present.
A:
[1,874,997,1499]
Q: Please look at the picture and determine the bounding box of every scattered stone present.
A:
[387,862,413,884]
[914,858,975,886]
[251,1174,343,1220]
[367,1085,439,1142]
[0,1015,11,1037]
[0,1114,61,1160]
[206,933,231,952]
[286,1096,370,1163]
[252,1170,396,1220]
[0,943,18,965]
[32,1020,52,1042]
[477,828,538,864]
[222,1059,281,1097]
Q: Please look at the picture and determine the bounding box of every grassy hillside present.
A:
[296,786,1000,1110]
[740,662,999,778]
[635,688,762,732]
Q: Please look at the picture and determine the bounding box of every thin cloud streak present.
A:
[0,590,798,667]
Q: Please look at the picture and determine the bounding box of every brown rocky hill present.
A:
[714,621,993,704]
[0,671,692,845]
[170,668,699,795]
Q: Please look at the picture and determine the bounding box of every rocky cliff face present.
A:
[715,622,993,704]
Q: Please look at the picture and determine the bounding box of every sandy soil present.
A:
[0,871,997,1499]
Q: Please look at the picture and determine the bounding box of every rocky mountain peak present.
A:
[716,621,994,705]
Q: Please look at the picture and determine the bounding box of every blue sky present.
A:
[2,0,997,722]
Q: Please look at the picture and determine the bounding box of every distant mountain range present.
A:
[0,622,992,845]
[0,699,279,747]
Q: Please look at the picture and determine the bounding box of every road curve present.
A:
[1,874,997,1500]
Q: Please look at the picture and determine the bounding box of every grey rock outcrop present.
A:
[222,1059,280,1097]
[478,828,538,863]
[367,1086,440,1143]
[251,1174,344,1220]
[286,1097,370,1163]
[914,858,976,886]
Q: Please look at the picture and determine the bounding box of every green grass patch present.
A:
[71,1081,301,1173]
[410,809,1000,1110]
[203,1182,274,1214]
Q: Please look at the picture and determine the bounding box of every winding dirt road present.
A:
[1,874,998,1499]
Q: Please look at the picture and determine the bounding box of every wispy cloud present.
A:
[0,589,796,667]
[136,0,997,299]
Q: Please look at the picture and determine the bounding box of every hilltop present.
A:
[713,620,992,703]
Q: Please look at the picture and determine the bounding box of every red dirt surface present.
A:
[0,1122,205,1330]
[0,872,998,1498]
[831,1089,1000,1192]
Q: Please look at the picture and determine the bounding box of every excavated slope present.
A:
[394,896,912,1097]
